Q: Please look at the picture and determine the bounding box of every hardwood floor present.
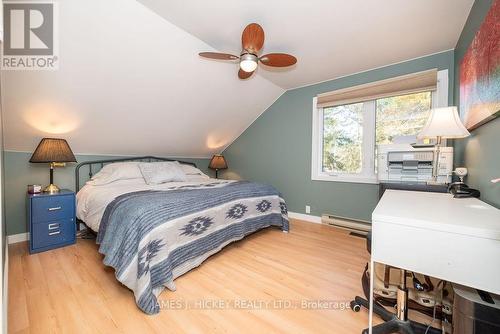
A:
[8,219,379,334]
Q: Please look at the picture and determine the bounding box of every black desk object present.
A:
[379,182,448,199]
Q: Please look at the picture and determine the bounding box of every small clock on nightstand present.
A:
[27,189,76,254]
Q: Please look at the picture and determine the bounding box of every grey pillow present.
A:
[138,162,187,185]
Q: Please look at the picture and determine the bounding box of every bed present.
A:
[75,156,289,314]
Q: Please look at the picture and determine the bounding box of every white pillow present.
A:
[179,164,210,179]
[87,162,143,186]
[139,161,187,185]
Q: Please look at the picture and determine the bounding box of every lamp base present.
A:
[43,184,60,193]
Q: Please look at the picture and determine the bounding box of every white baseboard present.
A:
[7,225,89,245]
[288,211,322,224]
[6,216,319,245]
[3,242,8,334]
[7,216,319,243]
[7,232,29,244]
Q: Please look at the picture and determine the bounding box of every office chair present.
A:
[350,232,442,334]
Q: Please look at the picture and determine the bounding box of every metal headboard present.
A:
[75,156,197,191]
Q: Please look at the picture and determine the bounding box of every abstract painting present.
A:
[460,0,500,130]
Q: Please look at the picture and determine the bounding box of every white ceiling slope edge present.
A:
[138,0,474,90]
[2,0,284,157]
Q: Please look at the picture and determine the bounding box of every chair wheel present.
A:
[350,300,361,312]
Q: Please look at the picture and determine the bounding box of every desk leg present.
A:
[368,259,375,334]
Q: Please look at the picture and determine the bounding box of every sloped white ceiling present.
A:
[2,0,284,157]
[3,0,474,157]
[138,0,474,89]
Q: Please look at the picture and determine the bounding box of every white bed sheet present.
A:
[76,177,230,232]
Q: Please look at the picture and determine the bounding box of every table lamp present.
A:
[209,154,228,179]
[29,138,77,193]
[417,106,470,183]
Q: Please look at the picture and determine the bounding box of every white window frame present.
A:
[311,69,448,184]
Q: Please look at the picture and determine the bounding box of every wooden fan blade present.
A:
[199,52,239,60]
[238,68,254,79]
[260,53,297,67]
[241,23,264,53]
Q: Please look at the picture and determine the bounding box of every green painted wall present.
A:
[453,0,499,208]
[7,1,496,236]
[222,51,455,220]
[1,97,5,278]
[4,151,211,235]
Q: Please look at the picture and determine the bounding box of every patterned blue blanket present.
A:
[97,181,289,314]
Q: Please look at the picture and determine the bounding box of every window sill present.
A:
[311,174,379,184]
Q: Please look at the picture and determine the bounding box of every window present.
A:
[311,69,448,183]
[322,102,364,174]
[375,91,432,145]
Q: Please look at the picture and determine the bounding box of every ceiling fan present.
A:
[199,23,297,79]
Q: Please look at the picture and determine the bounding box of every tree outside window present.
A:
[321,91,432,175]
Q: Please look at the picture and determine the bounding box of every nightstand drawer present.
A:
[31,218,75,249]
[31,195,74,223]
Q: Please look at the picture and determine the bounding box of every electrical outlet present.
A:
[305,205,311,214]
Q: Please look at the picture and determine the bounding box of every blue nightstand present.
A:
[27,189,76,254]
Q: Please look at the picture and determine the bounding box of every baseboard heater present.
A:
[321,214,371,235]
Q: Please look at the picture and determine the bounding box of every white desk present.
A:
[369,190,500,333]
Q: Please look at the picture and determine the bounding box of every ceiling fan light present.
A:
[239,54,258,72]
[240,60,257,72]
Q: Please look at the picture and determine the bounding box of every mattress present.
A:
[76,176,228,232]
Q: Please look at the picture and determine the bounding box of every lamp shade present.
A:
[209,154,228,170]
[417,106,470,139]
[29,138,77,163]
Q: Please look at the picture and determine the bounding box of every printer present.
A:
[377,144,453,184]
